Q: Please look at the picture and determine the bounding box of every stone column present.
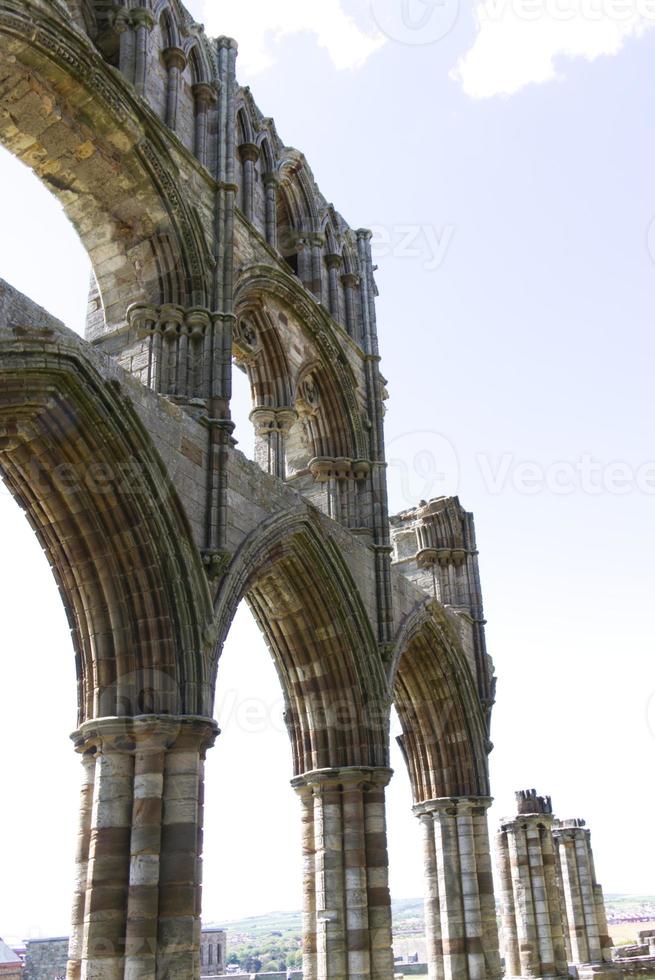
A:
[79,723,136,980]
[415,798,501,980]
[163,47,188,133]
[263,173,279,247]
[250,407,297,479]
[238,143,260,224]
[193,83,217,169]
[296,236,312,289]
[341,273,360,342]
[67,752,97,980]
[69,716,218,980]
[128,304,214,403]
[593,885,613,965]
[496,790,568,980]
[472,803,503,980]
[113,9,134,82]
[310,234,325,301]
[131,9,154,98]
[326,253,343,323]
[157,719,217,979]
[291,768,394,980]
[552,820,619,979]
[495,817,520,980]
[417,810,442,980]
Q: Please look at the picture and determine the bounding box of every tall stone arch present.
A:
[0,2,504,979]
[214,509,389,774]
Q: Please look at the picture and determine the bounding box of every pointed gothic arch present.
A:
[0,291,214,723]
[389,600,490,802]
[213,509,389,775]
[0,6,212,330]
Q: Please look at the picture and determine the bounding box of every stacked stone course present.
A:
[497,792,620,980]
[0,1,610,980]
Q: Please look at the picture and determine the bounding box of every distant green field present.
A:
[606,895,655,906]
[211,898,426,935]
[212,895,655,934]
[208,894,655,972]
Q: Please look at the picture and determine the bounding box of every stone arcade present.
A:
[0,2,500,979]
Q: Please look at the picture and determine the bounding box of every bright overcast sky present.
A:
[1,0,655,945]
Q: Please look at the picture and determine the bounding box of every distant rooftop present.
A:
[0,938,21,965]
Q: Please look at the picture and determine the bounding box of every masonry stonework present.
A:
[497,792,621,980]
[0,2,500,979]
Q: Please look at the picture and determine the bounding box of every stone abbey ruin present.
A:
[0,2,630,980]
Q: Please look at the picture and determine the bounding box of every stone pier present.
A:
[414,798,502,980]
[552,820,620,980]
[291,769,395,980]
[67,716,218,980]
[497,792,622,980]
[496,791,569,980]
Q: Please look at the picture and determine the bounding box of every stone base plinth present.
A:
[576,963,624,980]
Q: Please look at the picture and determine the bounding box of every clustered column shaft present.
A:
[414,798,501,980]
[66,716,217,980]
[193,84,217,168]
[340,273,360,342]
[250,407,297,479]
[552,821,613,967]
[292,769,394,980]
[163,47,188,132]
[238,142,260,223]
[263,173,278,247]
[496,791,618,980]
[496,811,568,979]
[326,253,343,322]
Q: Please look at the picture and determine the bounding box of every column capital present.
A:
[291,765,393,793]
[216,35,239,51]
[250,406,298,435]
[130,7,155,30]
[193,81,219,107]
[413,795,493,818]
[238,141,260,164]
[72,715,219,756]
[263,171,279,188]
[112,7,131,32]
[163,45,187,71]
[552,825,585,842]
[325,252,342,270]
[128,302,215,336]
[341,271,360,289]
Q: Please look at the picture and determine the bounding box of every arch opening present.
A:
[232,276,370,530]
[391,612,490,805]
[214,516,388,776]
[202,599,303,938]
[0,10,211,336]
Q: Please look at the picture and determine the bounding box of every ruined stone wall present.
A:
[23,938,68,980]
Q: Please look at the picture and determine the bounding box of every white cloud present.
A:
[202,0,385,76]
[453,0,655,99]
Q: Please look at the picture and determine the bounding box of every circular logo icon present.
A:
[370,0,460,46]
